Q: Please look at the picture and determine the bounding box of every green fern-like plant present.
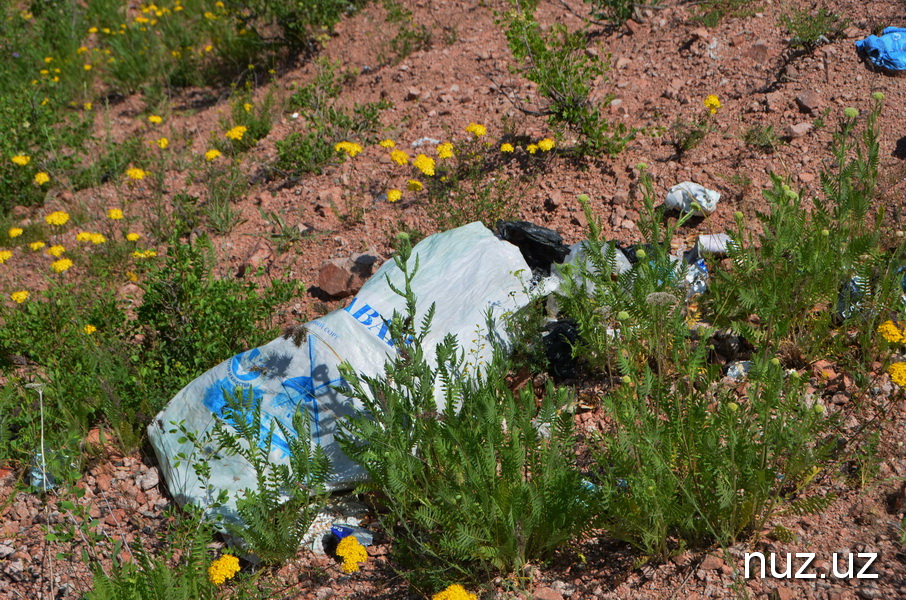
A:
[211,387,332,565]
[336,236,596,592]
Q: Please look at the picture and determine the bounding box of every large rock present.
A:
[795,90,823,114]
[318,253,381,298]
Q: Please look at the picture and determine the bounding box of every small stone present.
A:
[625,19,642,35]
[138,467,159,491]
[799,172,815,184]
[615,56,632,69]
[692,28,709,40]
[534,587,564,600]
[0,543,13,558]
[700,554,724,571]
[785,122,813,139]
[796,90,823,114]
[318,253,381,298]
[315,588,336,600]
[405,87,420,101]
[771,587,796,600]
[748,40,772,62]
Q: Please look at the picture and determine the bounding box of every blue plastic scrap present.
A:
[856,27,906,72]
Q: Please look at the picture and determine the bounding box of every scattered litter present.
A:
[696,233,733,257]
[684,257,709,298]
[149,222,545,528]
[856,27,906,73]
[835,275,867,322]
[664,182,720,216]
[331,523,374,546]
[496,220,571,274]
[543,319,580,381]
[28,452,55,491]
[552,241,633,296]
[411,137,441,147]
[726,360,753,380]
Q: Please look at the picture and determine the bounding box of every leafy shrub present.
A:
[781,8,848,52]
[338,239,595,591]
[500,6,632,154]
[583,0,635,25]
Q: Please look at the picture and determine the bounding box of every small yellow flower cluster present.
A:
[83,324,97,335]
[207,554,241,585]
[465,122,486,137]
[500,143,514,153]
[76,232,106,244]
[407,179,423,192]
[413,154,435,176]
[0,250,12,264]
[387,189,402,203]
[335,536,368,573]
[148,115,163,124]
[205,149,222,161]
[437,142,453,159]
[10,290,28,304]
[156,137,169,149]
[34,172,50,185]
[243,103,253,112]
[126,168,148,180]
[335,141,363,157]
[390,149,409,165]
[45,211,69,226]
[432,584,478,600]
[889,362,906,388]
[225,125,247,141]
[52,258,74,273]
[126,232,141,241]
[133,250,157,259]
[108,208,124,220]
[29,241,45,251]
[537,138,555,152]
[878,320,905,344]
[48,245,65,257]
[379,139,396,148]
[704,94,721,114]
[11,155,30,166]
[8,228,23,238]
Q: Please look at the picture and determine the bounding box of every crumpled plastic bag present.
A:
[856,27,906,72]
[148,222,542,524]
[664,182,720,216]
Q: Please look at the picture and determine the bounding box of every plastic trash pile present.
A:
[856,27,906,73]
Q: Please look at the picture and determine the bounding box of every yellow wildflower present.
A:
[126,168,147,180]
[83,64,92,71]
[500,143,515,153]
[45,211,69,226]
[436,142,453,159]
[527,144,538,154]
[84,102,92,111]
[889,362,906,388]
[8,228,23,238]
[126,232,141,241]
[48,245,65,257]
[335,536,368,574]
[34,172,50,185]
[334,141,363,157]
[89,233,106,245]
[29,241,45,251]
[390,149,409,165]
[407,179,423,192]
[11,155,30,166]
[148,115,162,124]
[465,122,486,137]
[126,270,138,282]
[537,138,555,151]
[77,46,88,54]
[243,103,252,112]
[156,137,169,149]
[387,189,402,203]
[878,320,904,344]
[132,250,158,259]
[0,250,12,264]
[83,324,97,335]
[704,94,721,114]
[225,125,247,141]
[412,154,435,176]
[108,208,125,220]
[10,290,28,304]
[379,139,396,148]
[205,149,221,161]
[432,584,478,600]
[88,26,98,33]
[51,258,73,273]
[76,231,92,242]
[207,554,240,585]
[204,11,216,20]
[204,44,213,53]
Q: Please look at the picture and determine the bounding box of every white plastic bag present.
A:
[664,182,720,216]
[147,222,537,520]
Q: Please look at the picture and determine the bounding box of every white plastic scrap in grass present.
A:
[665,182,720,216]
